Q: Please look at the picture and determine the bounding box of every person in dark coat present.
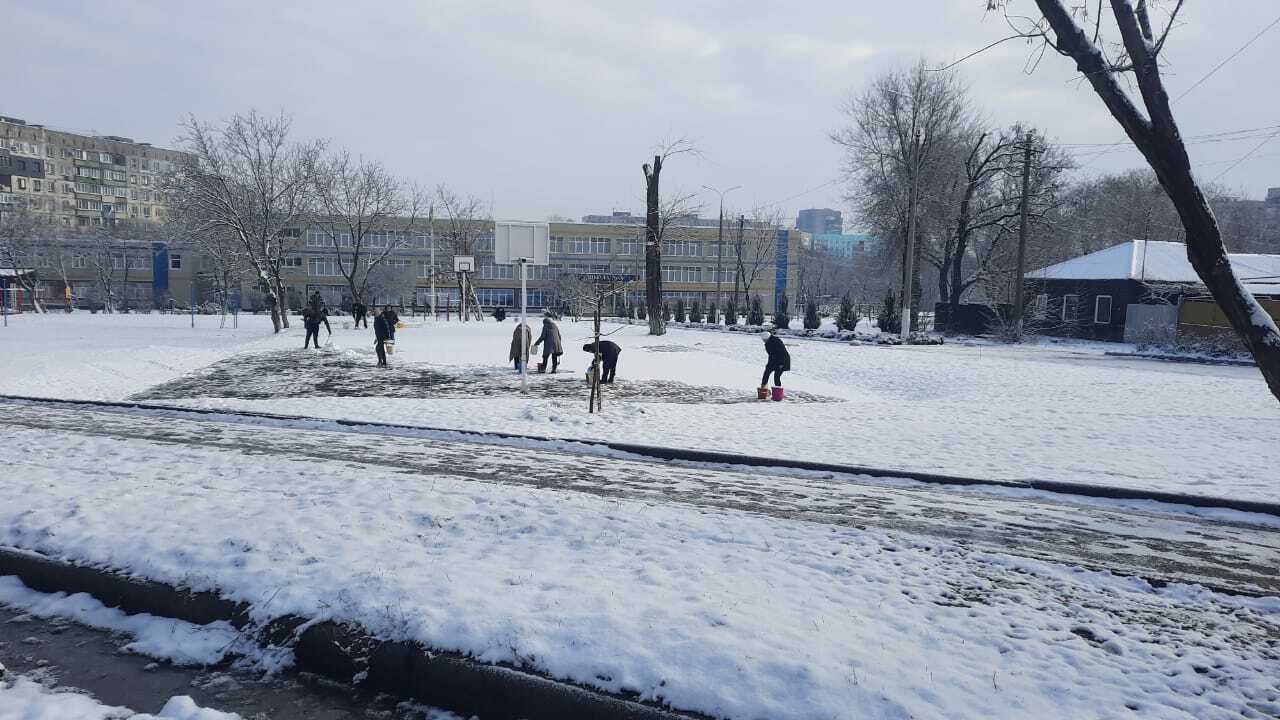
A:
[351,301,367,328]
[383,306,400,341]
[582,340,621,383]
[509,323,532,369]
[309,291,323,314]
[532,317,563,373]
[761,331,790,387]
[319,304,332,335]
[302,307,322,349]
[373,310,392,367]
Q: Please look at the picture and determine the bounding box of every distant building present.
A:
[1025,240,1280,342]
[796,208,842,235]
[811,233,879,259]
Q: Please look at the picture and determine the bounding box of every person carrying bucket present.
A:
[760,331,790,401]
[532,317,563,373]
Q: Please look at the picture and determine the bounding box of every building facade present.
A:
[274,214,793,316]
[796,208,842,235]
[1,115,186,228]
[1,115,196,309]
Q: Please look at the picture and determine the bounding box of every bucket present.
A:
[771,386,785,402]
[757,387,769,400]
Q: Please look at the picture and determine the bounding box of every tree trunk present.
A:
[643,155,665,336]
[1035,0,1280,403]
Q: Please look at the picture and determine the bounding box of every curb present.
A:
[0,547,705,720]
[4,393,1279,518]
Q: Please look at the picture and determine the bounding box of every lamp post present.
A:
[701,184,740,320]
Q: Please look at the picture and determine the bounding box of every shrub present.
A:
[803,300,821,330]
[878,289,899,334]
[675,298,687,323]
[773,295,791,329]
[747,295,764,325]
[836,294,857,331]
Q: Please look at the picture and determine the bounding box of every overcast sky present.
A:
[8,1,1279,228]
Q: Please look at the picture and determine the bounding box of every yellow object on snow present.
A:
[396,321,406,329]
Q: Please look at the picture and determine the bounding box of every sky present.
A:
[6,1,1279,229]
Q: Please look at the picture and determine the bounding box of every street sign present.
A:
[494,222,550,266]
[577,273,638,283]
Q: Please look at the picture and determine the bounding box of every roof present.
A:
[1028,240,1280,285]
[0,268,35,278]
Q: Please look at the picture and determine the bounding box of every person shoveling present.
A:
[582,340,621,384]
[532,316,563,373]
[759,331,790,401]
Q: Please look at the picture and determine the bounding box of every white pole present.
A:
[461,271,467,323]
[520,259,528,391]
[429,205,436,321]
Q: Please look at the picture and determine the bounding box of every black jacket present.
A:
[374,314,391,341]
[765,335,790,370]
[302,308,321,330]
[582,341,621,364]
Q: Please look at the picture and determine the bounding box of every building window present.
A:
[1094,295,1112,324]
[617,239,640,255]
[307,257,339,277]
[170,254,182,270]
[283,255,303,269]
[590,237,611,254]
[476,288,515,307]
[662,265,702,283]
[566,237,590,254]
[1062,294,1078,322]
[418,261,438,278]
[480,263,514,280]
[1031,293,1048,319]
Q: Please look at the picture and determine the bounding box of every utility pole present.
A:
[1012,130,1035,341]
[701,184,740,321]
[899,128,921,339]
[428,203,436,320]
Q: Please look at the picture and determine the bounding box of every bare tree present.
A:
[308,151,425,306]
[642,139,698,336]
[0,205,50,312]
[737,207,784,306]
[833,61,969,334]
[166,111,322,332]
[995,0,1280,401]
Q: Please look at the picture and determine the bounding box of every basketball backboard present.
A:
[454,256,475,273]
[494,222,550,266]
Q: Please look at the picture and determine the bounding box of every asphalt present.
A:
[0,601,454,719]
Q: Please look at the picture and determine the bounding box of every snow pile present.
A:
[0,674,240,720]
[0,576,286,671]
[3,425,1277,719]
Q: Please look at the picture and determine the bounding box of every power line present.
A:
[1210,126,1280,183]
[1174,12,1280,102]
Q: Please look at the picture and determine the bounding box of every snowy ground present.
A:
[2,311,1277,502]
[3,413,1279,719]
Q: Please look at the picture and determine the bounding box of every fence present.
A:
[1123,304,1178,345]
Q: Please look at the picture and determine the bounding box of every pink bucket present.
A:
[770,386,785,402]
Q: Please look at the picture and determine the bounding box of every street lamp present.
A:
[701,184,740,319]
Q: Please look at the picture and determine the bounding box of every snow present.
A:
[0,575,283,670]
[0,674,241,720]
[1027,239,1280,284]
[2,312,1278,503]
[2,424,1278,720]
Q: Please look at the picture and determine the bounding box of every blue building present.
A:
[811,233,879,259]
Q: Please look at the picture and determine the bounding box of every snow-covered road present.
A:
[4,398,1280,718]
[3,398,1276,596]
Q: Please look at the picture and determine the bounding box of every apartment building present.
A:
[1,115,194,309]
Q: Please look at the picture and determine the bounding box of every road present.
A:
[3,397,1277,596]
